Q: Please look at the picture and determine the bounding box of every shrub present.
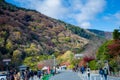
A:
[67,64,74,69]
[89,60,97,70]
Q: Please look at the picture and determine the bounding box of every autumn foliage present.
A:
[107,40,120,56]
[78,60,87,67]
[83,56,94,62]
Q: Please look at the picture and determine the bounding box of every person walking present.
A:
[99,68,104,80]
[87,68,90,80]
[21,70,25,80]
[80,66,85,74]
[103,68,108,80]
[30,70,34,80]
[17,72,20,80]
[37,70,41,79]
[9,69,14,80]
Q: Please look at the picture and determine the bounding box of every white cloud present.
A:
[7,0,106,29]
[104,12,120,20]
[75,0,106,28]
[114,12,120,25]
[80,22,91,29]
[114,12,120,20]
[36,0,67,19]
[11,0,67,19]
[103,12,120,25]
[103,16,111,20]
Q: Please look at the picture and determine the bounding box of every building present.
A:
[74,54,84,59]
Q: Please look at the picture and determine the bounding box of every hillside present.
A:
[0,0,109,66]
[59,21,107,57]
[0,0,89,60]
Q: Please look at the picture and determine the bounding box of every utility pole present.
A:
[52,55,56,67]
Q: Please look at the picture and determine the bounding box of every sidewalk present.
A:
[78,72,120,80]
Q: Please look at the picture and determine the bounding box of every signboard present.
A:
[19,65,28,71]
[3,59,11,62]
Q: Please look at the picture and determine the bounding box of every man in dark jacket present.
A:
[103,68,108,80]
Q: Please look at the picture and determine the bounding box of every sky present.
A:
[5,0,120,31]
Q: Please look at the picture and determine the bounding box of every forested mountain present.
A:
[60,22,109,57]
[88,29,112,39]
[0,0,110,67]
[0,0,88,59]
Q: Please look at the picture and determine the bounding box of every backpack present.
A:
[104,69,108,75]
[100,70,103,74]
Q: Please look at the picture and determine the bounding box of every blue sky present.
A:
[5,0,120,31]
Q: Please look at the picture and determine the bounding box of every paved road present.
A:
[49,70,120,80]
[49,70,82,80]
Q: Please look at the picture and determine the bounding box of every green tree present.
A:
[96,40,112,61]
[89,40,113,70]
[0,38,4,46]
[6,40,13,50]
[113,29,120,40]
[24,43,39,56]
[12,49,22,67]
[23,55,51,70]
[89,60,97,70]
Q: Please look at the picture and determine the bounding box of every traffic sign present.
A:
[3,59,11,62]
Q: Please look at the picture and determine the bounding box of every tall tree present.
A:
[113,29,120,40]
[108,40,120,56]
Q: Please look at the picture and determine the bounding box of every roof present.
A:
[75,54,84,57]
[74,54,84,59]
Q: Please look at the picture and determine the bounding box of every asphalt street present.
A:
[49,70,120,80]
[49,70,82,80]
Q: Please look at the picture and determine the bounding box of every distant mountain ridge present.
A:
[0,1,111,61]
[88,29,112,39]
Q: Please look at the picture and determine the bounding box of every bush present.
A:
[109,59,117,68]
[64,37,71,42]
[89,60,98,70]
[67,64,74,69]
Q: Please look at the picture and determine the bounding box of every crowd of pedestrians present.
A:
[72,65,109,80]
[6,67,57,80]
[5,65,110,80]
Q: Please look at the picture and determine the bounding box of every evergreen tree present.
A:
[113,29,120,40]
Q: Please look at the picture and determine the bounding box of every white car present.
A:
[0,74,7,80]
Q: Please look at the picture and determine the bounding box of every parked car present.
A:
[0,74,7,80]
